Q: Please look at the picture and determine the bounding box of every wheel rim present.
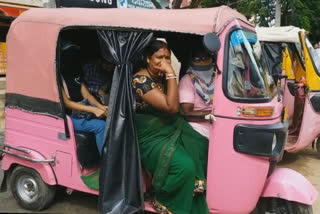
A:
[16,175,39,203]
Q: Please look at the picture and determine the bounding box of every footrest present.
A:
[81,169,99,190]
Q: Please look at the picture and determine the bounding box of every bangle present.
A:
[166,76,177,80]
[166,73,176,78]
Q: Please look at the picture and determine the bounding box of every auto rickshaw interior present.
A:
[58,28,214,77]
[56,28,218,170]
[57,27,282,172]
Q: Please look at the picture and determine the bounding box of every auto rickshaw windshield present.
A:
[305,38,320,77]
[227,29,277,99]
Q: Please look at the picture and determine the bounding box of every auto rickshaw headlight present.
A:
[240,106,274,117]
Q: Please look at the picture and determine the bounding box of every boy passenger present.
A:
[60,41,107,155]
[82,57,115,105]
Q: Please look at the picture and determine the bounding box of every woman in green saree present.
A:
[133,40,209,214]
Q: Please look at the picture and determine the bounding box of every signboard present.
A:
[118,0,154,8]
[117,0,169,9]
[56,0,169,9]
[55,0,117,8]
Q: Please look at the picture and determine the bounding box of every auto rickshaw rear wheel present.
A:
[315,138,320,154]
[252,197,313,214]
[10,166,56,211]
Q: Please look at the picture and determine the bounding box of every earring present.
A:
[147,59,150,63]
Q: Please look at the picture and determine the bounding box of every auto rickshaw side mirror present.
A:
[203,33,221,54]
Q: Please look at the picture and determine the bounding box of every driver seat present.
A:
[74,132,100,169]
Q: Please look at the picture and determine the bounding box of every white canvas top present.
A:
[255,26,305,43]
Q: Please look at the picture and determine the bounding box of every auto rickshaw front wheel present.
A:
[252,197,313,214]
[10,166,56,211]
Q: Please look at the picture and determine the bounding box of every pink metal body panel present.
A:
[282,79,295,119]
[261,168,318,205]
[286,92,320,152]
[2,108,98,195]
[206,117,271,214]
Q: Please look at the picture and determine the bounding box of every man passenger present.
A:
[179,44,215,139]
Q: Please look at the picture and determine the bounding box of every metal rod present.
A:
[3,144,30,154]
[0,148,55,163]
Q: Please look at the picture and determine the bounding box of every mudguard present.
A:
[1,149,57,186]
[261,168,318,205]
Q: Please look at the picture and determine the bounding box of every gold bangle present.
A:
[166,73,176,78]
[166,76,177,80]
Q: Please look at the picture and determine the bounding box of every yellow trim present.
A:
[282,106,288,123]
[299,32,320,91]
[282,47,295,79]
[0,42,6,75]
[281,45,306,81]
[294,52,305,82]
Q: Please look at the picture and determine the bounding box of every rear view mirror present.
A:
[203,33,221,54]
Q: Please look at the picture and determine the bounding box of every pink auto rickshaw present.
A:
[0,6,318,214]
[256,26,320,154]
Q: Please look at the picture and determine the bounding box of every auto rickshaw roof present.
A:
[5,6,250,112]
[256,26,305,43]
[10,6,250,35]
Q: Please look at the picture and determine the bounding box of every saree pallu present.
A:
[136,111,209,214]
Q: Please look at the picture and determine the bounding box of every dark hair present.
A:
[145,40,170,57]
[133,39,171,73]
[140,39,171,69]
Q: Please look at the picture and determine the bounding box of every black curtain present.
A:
[261,42,282,84]
[97,30,153,214]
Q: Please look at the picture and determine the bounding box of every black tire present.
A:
[10,166,56,211]
[315,138,320,154]
[252,197,313,214]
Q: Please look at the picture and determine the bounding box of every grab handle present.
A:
[0,144,55,163]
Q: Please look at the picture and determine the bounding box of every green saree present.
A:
[136,108,209,214]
